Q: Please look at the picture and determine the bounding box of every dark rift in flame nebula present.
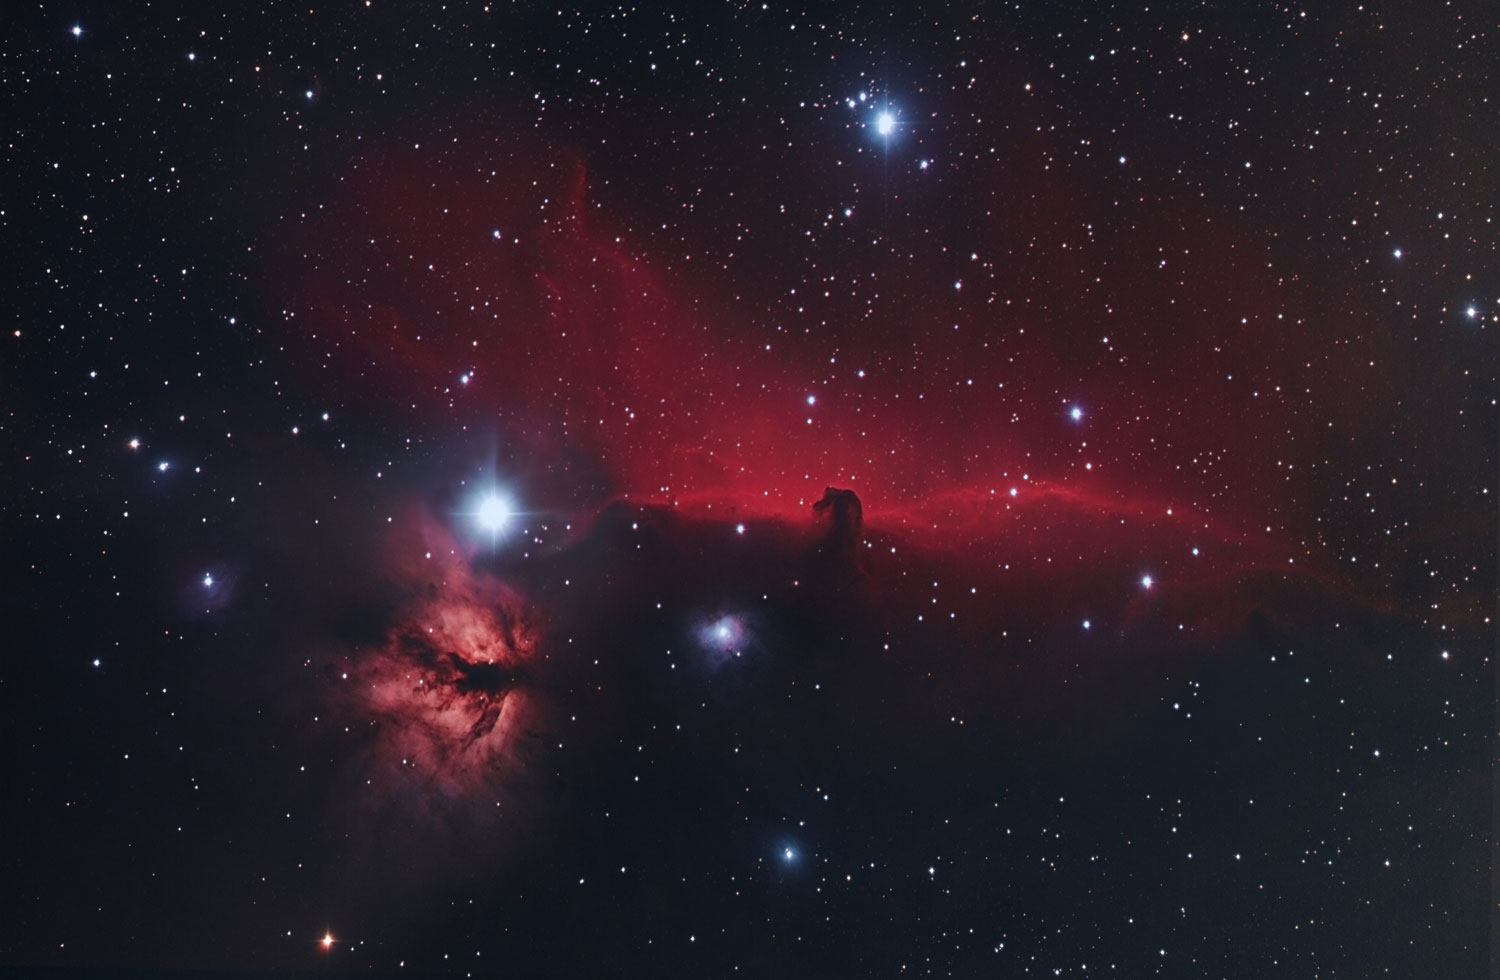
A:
[322,509,550,859]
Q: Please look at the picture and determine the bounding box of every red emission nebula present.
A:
[322,506,546,850]
[270,125,1352,834]
[270,126,1304,540]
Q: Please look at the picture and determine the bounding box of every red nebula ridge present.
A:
[270,124,1317,572]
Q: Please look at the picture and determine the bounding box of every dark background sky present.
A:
[3,1,1493,976]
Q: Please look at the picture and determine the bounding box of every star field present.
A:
[2,2,1493,977]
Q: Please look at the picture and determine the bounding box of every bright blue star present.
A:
[875,110,895,137]
[1069,405,1084,421]
[477,494,511,532]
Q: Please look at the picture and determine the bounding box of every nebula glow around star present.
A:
[696,612,751,667]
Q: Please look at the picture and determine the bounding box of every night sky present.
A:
[4,1,1494,976]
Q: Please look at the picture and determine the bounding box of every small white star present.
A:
[1466,306,1478,318]
[71,25,82,37]
[1070,405,1083,421]
[202,574,214,587]
[157,461,169,472]
[1393,248,1402,258]
[1141,575,1153,589]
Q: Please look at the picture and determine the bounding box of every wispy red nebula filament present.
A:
[332,513,543,818]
